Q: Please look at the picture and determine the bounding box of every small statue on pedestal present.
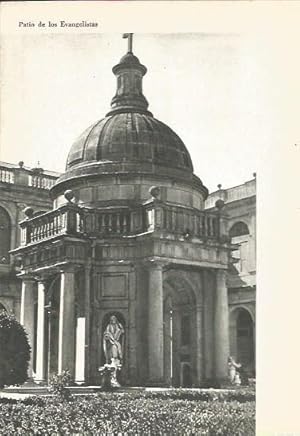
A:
[99,315,124,389]
[228,356,242,386]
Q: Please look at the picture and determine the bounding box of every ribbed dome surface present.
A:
[66,112,193,172]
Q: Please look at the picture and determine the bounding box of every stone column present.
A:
[35,280,46,383]
[214,269,230,380]
[58,269,75,376]
[195,304,203,385]
[128,269,138,385]
[84,264,91,383]
[148,262,164,384]
[20,277,36,378]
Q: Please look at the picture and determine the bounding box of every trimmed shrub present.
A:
[0,311,30,388]
[48,369,73,401]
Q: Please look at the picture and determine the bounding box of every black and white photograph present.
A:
[0,2,299,435]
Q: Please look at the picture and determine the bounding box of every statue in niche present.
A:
[101,315,124,388]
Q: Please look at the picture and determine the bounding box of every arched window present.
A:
[229,221,249,238]
[0,207,11,264]
[229,221,250,273]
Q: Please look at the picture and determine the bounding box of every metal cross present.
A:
[123,33,133,53]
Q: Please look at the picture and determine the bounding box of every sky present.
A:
[0,32,270,193]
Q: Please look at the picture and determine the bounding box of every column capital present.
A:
[216,269,227,279]
[19,273,36,283]
[142,258,168,270]
[59,264,78,274]
[36,277,49,286]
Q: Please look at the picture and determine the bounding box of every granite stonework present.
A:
[1,41,256,387]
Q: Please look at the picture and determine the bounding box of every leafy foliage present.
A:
[48,370,73,401]
[0,389,255,435]
[0,311,30,388]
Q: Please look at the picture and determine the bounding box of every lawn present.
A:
[0,389,255,435]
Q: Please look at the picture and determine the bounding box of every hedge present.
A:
[0,391,255,435]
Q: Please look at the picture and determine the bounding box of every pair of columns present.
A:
[147,265,230,384]
[21,265,229,385]
[20,270,86,384]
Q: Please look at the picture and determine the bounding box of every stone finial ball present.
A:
[18,161,24,168]
[64,189,75,202]
[149,186,160,199]
[217,184,222,190]
[215,199,225,210]
[23,207,34,218]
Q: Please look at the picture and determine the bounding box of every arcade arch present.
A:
[163,272,199,387]
[229,306,255,375]
[229,221,251,274]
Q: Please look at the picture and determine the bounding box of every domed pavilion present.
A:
[14,35,232,387]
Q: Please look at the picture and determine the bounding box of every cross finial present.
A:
[122,33,133,53]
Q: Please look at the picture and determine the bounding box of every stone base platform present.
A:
[1,383,254,399]
[1,385,155,397]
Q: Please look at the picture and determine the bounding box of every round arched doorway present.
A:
[163,274,197,387]
[230,307,255,375]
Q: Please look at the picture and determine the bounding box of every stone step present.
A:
[2,385,148,395]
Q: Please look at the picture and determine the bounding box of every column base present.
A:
[34,378,47,385]
[23,377,37,387]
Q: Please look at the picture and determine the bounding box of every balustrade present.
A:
[20,202,221,246]
[0,168,14,184]
[28,174,56,189]
[147,203,220,239]
[0,165,57,189]
[21,209,69,245]
[78,209,133,235]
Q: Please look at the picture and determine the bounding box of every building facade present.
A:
[1,43,255,387]
[205,178,256,375]
[0,162,57,317]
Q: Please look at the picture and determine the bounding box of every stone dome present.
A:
[66,113,193,173]
[52,46,208,199]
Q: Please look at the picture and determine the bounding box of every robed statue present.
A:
[103,315,124,365]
